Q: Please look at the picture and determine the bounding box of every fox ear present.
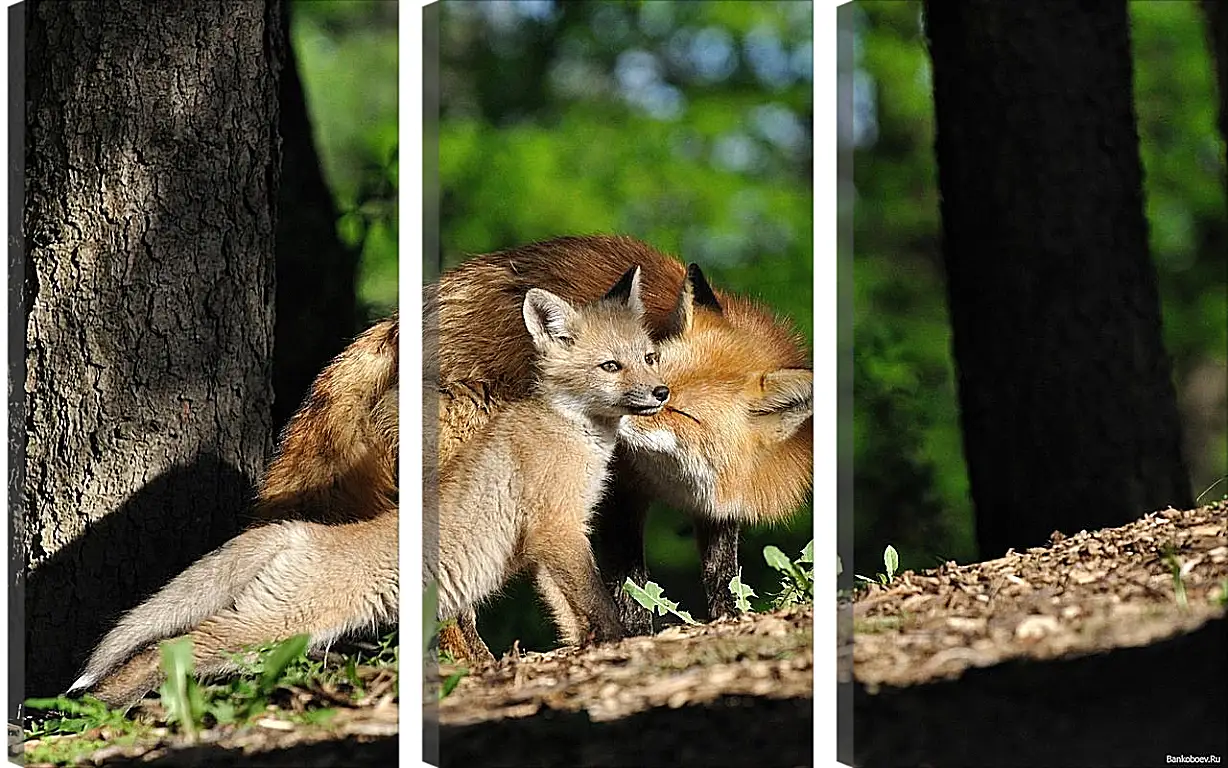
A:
[603,265,645,317]
[523,288,577,349]
[662,263,723,339]
[750,368,813,442]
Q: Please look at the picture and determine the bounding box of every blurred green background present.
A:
[291,0,399,318]
[436,0,815,652]
[851,2,1227,574]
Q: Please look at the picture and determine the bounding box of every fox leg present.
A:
[529,529,623,645]
[456,609,493,662]
[437,609,493,664]
[593,468,653,635]
[696,517,741,620]
[86,617,297,709]
[533,567,585,646]
[90,599,389,710]
[87,608,281,710]
[88,646,163,710]
[88,530,397,708]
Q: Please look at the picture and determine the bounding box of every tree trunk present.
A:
[273,0,358,433]
[923,0,1193,558]
[1207,1,1228,197]
[22,0,282,697]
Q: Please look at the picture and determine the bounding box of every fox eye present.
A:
[644,352,658,366]
[599,361,622,373]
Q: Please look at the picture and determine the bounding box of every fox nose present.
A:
[652,385,670,403]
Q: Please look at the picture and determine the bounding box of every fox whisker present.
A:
[667,406,701,424]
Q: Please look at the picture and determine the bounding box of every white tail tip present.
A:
[67,673,95,693]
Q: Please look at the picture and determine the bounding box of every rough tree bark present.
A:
[923,0,1193,558]
[22,0,282,696]
[273,0,358,434]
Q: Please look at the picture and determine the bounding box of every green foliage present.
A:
[162,633,325,728]
[23,634,392,762]
[23,695,134,739]
[158,637,206,738]
[620,540,816,620]
[623,578,701,625]
[21,702,146,768]
[199,632,395,726]
[257,635,313,693]
[291,0,398,316]
[884,544,899,581]
[1162,550,1190,610]
[1195,476,1227,505]
[440,668,467,700]
[728,568,758,613]
[763,541,815,607]
[856,544,901,587]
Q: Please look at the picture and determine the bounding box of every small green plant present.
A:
[728,567,758,612]
[856,544,900,587]
[622,578,700,625]
[1215,578,1228,608]
[23,694,131,739]
[439,668,467,699]
[1162,550,1189,609]
[763,540,814,607]
[23,694,147,765]
[158,637,206,739]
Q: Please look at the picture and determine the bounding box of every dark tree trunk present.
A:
[22,0,282,697]
[273,0,358,434]
[923,0,1193,558]
[1207,1,1228,196]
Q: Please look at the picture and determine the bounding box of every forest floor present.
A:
[434,603,814,768]
[20,657,399,767]
[26,503,1224,767]
[849,500,1228,767]
[21,606,814,767]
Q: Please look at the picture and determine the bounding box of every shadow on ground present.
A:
[96,735,397,768]
[438,696,813,768]
[854,614,1227,767]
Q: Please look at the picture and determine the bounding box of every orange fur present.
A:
[255,315,399,523]
[435,235,812,525]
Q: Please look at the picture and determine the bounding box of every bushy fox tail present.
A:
[256,315,399,524]
[73,514,398,708]
[67,522,298,695]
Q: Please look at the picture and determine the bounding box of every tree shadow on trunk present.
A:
[22,453,251,699]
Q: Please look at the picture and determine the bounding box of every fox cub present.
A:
[433,237,813,633]
[426,266,667,660]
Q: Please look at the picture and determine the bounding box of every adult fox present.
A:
[434,235,813,636]
[72,235,811,703]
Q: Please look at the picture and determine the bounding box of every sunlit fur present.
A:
[434,235,813,526]
[255,316,399,524]
[428,270,666,652]
[71,318,400,708]
[620,306,813,525]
